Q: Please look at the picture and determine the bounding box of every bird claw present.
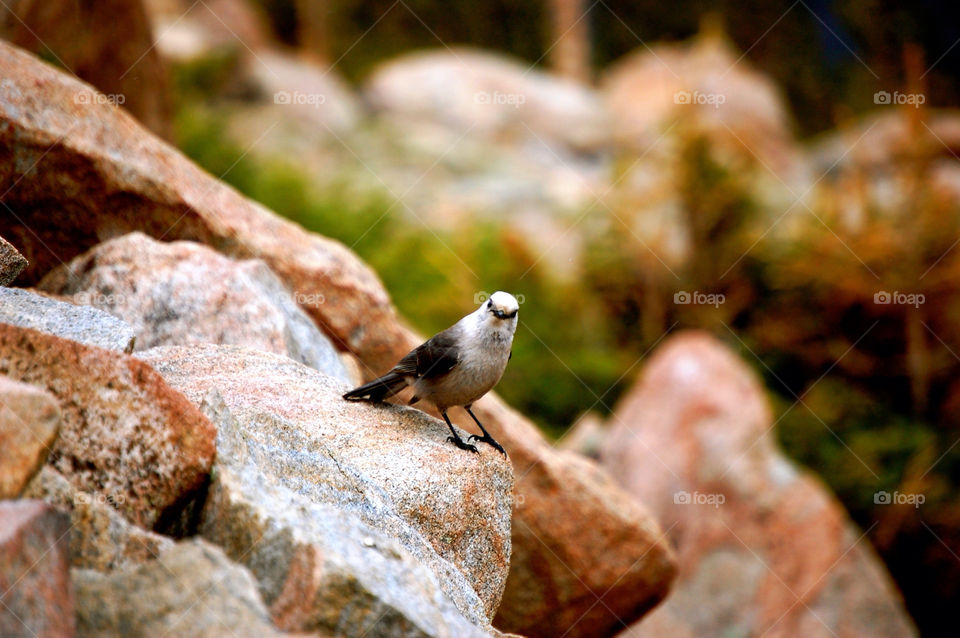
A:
[447,435,479,454]
[468,434,507,456]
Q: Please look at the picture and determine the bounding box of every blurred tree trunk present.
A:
[548,0,590,84]
[296,0,329,61]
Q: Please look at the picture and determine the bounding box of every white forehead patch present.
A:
[489,291,519,313]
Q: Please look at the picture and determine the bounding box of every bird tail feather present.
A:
[342,372,408,402]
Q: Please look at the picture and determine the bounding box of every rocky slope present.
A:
[0,38,676,638]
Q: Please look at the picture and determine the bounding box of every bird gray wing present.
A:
[393,328,461,379]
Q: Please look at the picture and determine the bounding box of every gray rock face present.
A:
[73,538,285,638]
[138,344,512,636]
[0,375,59,498]
[39,232,350,383]
[24,466,174,573]
[0,286,135,353]
[0,235,27,285]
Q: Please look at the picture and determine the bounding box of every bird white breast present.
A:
[414,315,515,409]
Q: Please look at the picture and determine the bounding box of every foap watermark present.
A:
[874,90,925,108]
[74,91,125,106]
[474,91,525,108]
[674,490,725,508]
[474,291,526,305]
[674,290,725,307]
[73,290,126,307]
[874,490,924,508]
[674,90,725,108]
[274,90,326,108]
[74,492,126,508]
[874,291,924,307]
[294,291,326,306]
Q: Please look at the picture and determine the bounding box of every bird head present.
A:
[484,291,519,320]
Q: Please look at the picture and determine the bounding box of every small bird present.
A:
[343,291,519,455]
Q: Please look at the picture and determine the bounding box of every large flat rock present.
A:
[139,344,511,635]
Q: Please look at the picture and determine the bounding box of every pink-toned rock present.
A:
[39,232,349,381]
[365,47,609,152]
[0,39,396,370]
[139,344,511,628]
[24,467,174,573]
[0,376,60,499]
[0,323,216,528]
[601,27,799,177]
[0,500,75,638]
[600,331,918,638]
[0,41,676,637]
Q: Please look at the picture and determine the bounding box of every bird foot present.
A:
[468,434,507,456]
[447,435,479,454]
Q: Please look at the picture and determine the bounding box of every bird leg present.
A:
[441,410,479,454]
[464,406,507,456]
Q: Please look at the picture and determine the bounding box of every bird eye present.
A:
[487,300,492,309]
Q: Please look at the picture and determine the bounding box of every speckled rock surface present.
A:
[40,232,350,382]
[0,286,135,353]
[24,466,173,572]
[0,234,27,285]
[73,538,287,638]
[0,39,396,368]
[601,332,918,638]
[0,375,59,498]
[0,323,216,528]
[0,500,75,638]
[138,344,511,634]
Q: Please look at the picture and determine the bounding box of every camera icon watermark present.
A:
[674,290,725,307]
[73,291,127,307]
[874,490,924,508]
[294,291,326,305]
[874,90,925,108]
[674,90,725,108]
[474,91,526,108]
[874,291,924,308]
[274,90,326,108]
[474,291,526,305]
[674,490,725,508]
[74,91,125,106]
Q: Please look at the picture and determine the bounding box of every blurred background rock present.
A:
[5,0,959,634]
